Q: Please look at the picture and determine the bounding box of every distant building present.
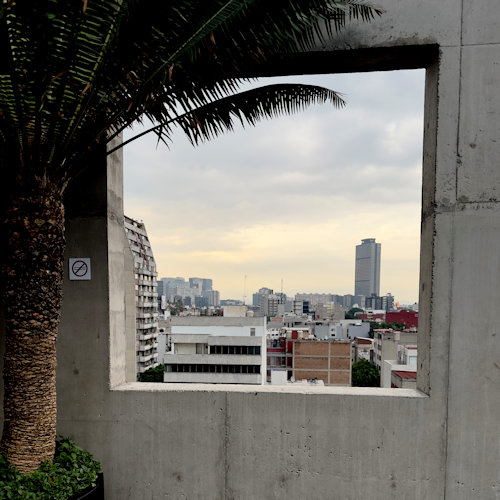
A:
[220,299,244,306]
[391,370,417,388]
[373,329,417,375]
[252,287,273,307]
[295,292,365,310]
[354,238,381,297]
[342,320,371,339]
[266,336,291,383]
[314,322,343,340]
[365,293,394,311]
[194,296,209,308]
[382,345,418,388]
[386,309,419,328]
[292,300,309,315]
[158,276,214,306]
[189,277,213,293]
[295,293,334,308]
[260,293,284,317]
[292,340,351,386]
[202,290,220,307]
[158,316,266,384]
[188,277,204,294]
[315,302,345,321]
[357,311,385,322]
[223,305,247,318]
[353,337,374,362]
[124,216,159,378]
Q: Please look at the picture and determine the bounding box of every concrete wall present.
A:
[24,1,500,499]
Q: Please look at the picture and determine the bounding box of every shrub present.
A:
[0,437,101,499]
[139,364,165,382]
[352,359,380,387]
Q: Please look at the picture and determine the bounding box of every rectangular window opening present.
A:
[124,54,434,393]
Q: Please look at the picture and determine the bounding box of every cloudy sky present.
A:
[123,69,425,305]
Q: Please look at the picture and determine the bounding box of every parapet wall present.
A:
[52,1,500,498]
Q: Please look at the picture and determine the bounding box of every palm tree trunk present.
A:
[1,178,65,473]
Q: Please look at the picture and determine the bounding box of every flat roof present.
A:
[393,371,417,379]
[170,316,265,327]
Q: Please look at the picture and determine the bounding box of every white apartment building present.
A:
[372,329,417,373]
[382,345,418,388]
[158,316,266,384]
[124,216,159,378]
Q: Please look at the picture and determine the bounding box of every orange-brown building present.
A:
[292,340,351,386]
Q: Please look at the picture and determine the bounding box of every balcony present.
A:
[138,300,155,307]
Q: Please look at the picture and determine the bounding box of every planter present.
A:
[70,473,104,500]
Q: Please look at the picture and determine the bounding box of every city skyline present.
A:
[123,70,424,304]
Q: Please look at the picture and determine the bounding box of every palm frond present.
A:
[110,83,344,154]
[0,0,381,179]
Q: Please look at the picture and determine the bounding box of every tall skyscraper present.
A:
[354,238,381,297]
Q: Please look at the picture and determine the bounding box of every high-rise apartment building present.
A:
[354,238,381,297]
[260,293,284,317]
[252,287,273,307]
[189,277,213,293]
[203,289,220,307]
[124,216,159,378]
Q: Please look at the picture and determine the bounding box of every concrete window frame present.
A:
[48,4,500,495]
[55,44,441,398]
[120,44,439,396]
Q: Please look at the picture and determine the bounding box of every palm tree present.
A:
[0,0,381,473]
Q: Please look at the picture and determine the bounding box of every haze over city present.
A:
[123,69,424,304]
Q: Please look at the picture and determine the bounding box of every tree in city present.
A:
[139,365,165,382]
[351,359,380,387]
[345,307,364,319]
[0,0,382,473]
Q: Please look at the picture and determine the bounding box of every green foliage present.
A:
[351,359,380,387]
[345,307,363,319]
[139,364,165,382]
[0,0,382,178]
[167,301,185,316]
[0,437,101,500]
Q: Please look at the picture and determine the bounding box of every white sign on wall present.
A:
[69,258,91,280]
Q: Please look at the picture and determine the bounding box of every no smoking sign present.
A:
[69,258,91,281]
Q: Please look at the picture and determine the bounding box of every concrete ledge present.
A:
[113,382,427,397]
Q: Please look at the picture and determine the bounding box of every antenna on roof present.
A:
[243,274,247,305]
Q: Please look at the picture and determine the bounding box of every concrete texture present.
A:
[0,1,497,499]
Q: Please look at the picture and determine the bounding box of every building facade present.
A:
[354,238,381,297]
[260,293,285,317]
[158,316,266,384]
[292,340,351,386]
[372,329,418,374]
[124,216,159,378]
[252,287,273,307]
